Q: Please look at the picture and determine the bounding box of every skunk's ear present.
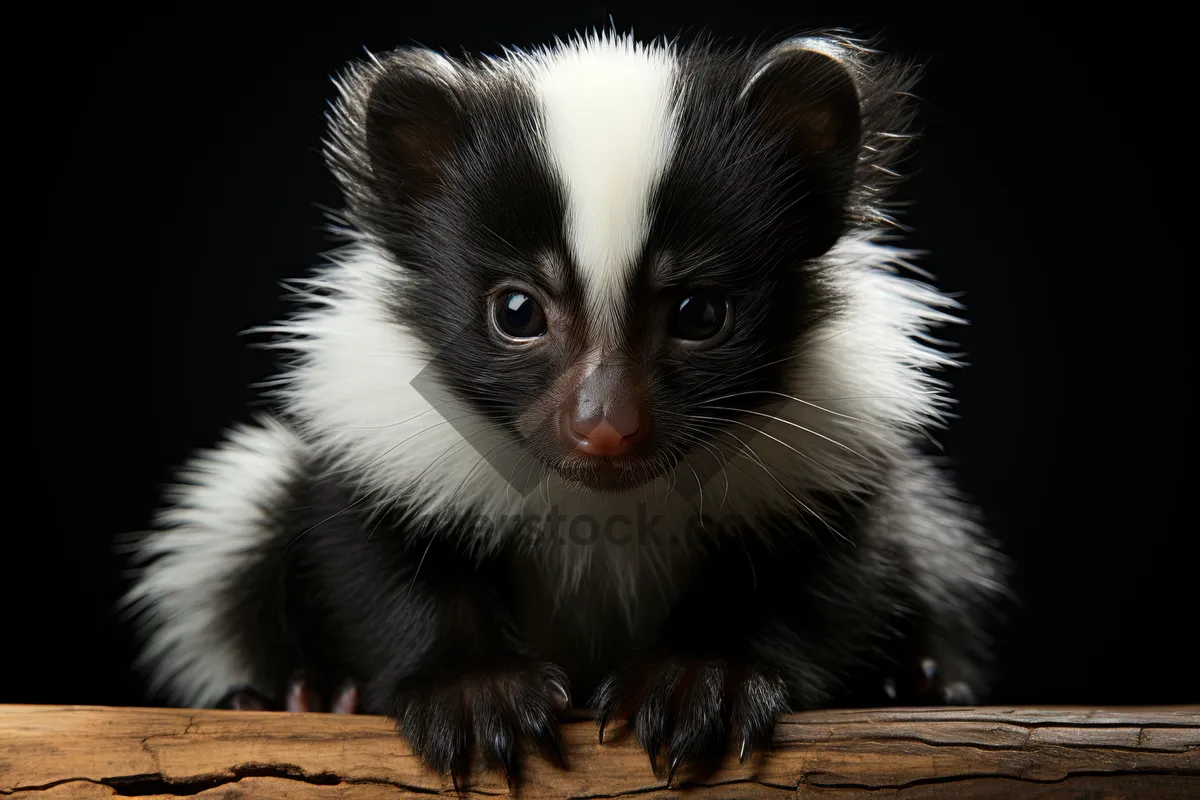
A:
[740,38,864,254]
[363,49,463,204]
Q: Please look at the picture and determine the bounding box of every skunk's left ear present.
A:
[739,38,863,254]
[363,49,464,206]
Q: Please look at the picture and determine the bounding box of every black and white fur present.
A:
[122,30,1007,786]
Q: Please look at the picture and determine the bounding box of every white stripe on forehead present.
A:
[527,33,679,346]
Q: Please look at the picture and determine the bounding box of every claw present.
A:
[502,762,518,794]
[331,681,359,714]
[542,733,567,769]
[528,713,567,769]
[286,676,320,713]
[597,716,607,744]
[548,678,572,710]
[667,753,682,787]
[739,737,750,764]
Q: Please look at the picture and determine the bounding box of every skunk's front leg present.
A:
[213,521,567,786]
[593,515,993,782]
[591,536,801,783]
[363,536,570,789]
[389,655,570,788]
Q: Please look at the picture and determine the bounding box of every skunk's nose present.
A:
[561,365,651,457]
[563,403,650,457]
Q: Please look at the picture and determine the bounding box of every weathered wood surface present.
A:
[1,705,1197,798]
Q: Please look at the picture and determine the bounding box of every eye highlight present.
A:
[492,290,548,340]
[668,289,732,348]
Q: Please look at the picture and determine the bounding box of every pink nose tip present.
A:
[564,406,650,457]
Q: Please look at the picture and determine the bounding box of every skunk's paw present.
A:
[882,656,978,706]
[215,675,359,713]
[592,655,789,785]
[393,661,569,791]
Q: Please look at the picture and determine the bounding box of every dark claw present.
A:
[286,675,321,713]
[592,671,623,744]
[478,719,518,788]
[730,668,787,767]
[667,753,682,787]
[449,751,470,793]
[528,713,567,769]
[395,661,567,786]
[594,656,788,780]
[549,679,571,710]
[630,659,685,772]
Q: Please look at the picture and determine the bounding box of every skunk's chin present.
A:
[553,454,667,493]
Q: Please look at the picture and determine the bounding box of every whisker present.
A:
[701,426,849,545]
[338,397,461,431]
[694,389,897,431]
[285,491,376,554]
[505,450,535,504]
[325,413,481,480]
[696,406,878,465]
[672,430,731,511]
[691,414,858,486]
[686,460,706,524]
[450,438,521,500]
[363,504,389,545]
[402,536,437,605]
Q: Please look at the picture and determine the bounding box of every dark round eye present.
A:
[669,290,729,343]
[493,291,547,339]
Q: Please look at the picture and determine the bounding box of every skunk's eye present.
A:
[493,290,548,339]
[669,289,731,346]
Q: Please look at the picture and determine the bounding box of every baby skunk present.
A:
[122,30,1007,786]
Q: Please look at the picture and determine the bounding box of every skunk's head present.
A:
[277,32,959,521]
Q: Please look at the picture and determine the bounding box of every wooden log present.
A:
[1,705,1197,798]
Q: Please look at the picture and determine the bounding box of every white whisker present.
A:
[697,406,878,465]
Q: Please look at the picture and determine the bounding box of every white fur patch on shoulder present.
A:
[769,233,965,492]
[260,245,523,529]
[120,414,306,707]
[523,32,679,346]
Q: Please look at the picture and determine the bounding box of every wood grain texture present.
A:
[2,705,1197,798]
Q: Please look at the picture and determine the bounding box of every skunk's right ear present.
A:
[362,49,463,204]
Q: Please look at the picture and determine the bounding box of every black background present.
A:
[16,5,1192,707]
